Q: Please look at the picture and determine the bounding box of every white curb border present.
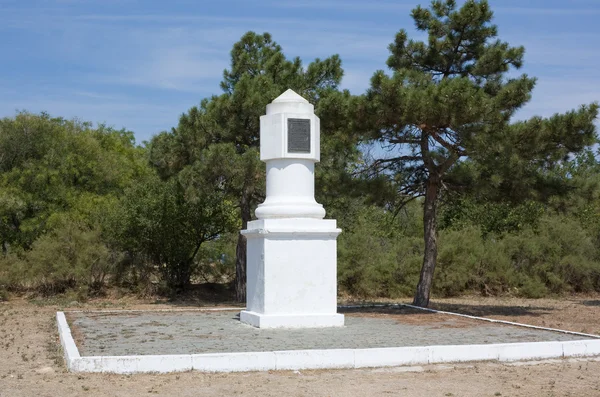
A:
[56,306,600,374]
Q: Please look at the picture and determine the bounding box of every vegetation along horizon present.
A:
[1,0,598,307]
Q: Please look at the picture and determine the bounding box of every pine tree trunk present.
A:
[413,177,439,307]
[234,198,251,302]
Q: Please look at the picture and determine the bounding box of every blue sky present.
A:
[1,0,599,144]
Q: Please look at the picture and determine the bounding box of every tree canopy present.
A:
[149,31,358,301]
[0,5,599,305]
[354,0,598,306]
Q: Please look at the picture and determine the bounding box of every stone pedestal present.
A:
[240,219,343,328]
[240,89,344,328]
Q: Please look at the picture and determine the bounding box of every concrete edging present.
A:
[56,309,600,374]
[56,312,80,371]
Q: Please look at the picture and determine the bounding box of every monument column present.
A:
[240,89,344,328]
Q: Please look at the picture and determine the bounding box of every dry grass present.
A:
[0,293,599,396]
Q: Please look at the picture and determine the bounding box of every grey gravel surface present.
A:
[67,308,592,357]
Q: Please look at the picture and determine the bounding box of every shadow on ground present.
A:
[156,283,238,307]
[337,302,552,318]
[581,300,600,307]
[339,305,434,316]
[429,302,553,318]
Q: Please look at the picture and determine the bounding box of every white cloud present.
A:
[2,0,598,141]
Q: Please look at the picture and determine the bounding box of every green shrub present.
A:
[0,286,8,301]
[195,232,237,284]
[337,204,422,298]
[502,215,600,295]
[516,276,548,299]
[3,219,113,295]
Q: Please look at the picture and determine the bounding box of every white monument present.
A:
[239,89,344,329]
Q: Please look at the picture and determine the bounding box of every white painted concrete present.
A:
[192,352,277,372]
[497,341,565,362]
[56,312,79,371]
[354,347,430,368]
[56,311,600,374]
[274,349,355,370]
[257,159,325,219]
[563,340,600,357]
[429,343,501,363]
[259,89,320,163]
[242,89,343,328]
[241,218,342,328]
[240,311,344,329]
[255,89,323,220]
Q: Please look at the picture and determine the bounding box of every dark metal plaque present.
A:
[287,118,311,153]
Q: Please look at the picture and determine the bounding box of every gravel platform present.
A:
[66,306,592,357]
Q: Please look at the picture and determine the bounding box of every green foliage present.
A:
[0,112,146,296]
[337,201,423,298]
[352,0,598,306]
[0,23,599,305]
[436,214,600,297]
[440,197,545,236]
[150,31,356,300]
[0,112,146,253]
[196,233,238,284]
[111,169,236,291]
[337,207,600,299]
[505,216,600,295]
[434,226,514,297]
[0,219,112,295]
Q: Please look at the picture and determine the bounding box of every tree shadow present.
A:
[581,300,600,307]
[338,302,552,318]
[158,283,239,308]
[339,304,435,316]
[429,302,553,318]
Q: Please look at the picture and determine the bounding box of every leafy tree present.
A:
[0,112,147,254]
[0,112,151,295]
[356,0,598,306]
[152,32,352,301]
[114,154,237,291]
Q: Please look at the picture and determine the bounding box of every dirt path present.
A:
[1,296,600,396]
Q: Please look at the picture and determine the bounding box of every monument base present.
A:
[240,311,344,329]
[240,218,344,329]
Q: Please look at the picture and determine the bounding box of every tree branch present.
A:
[373,156,422,165]
[430,129,466,156]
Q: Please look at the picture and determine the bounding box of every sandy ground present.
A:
[1,294,600,396]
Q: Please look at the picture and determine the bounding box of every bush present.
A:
[0,286,8,301]
[0,219,113,295]
[434,214,600,298]
[337,204,422,298]
[195,232,237,284]
[337,202,600,300]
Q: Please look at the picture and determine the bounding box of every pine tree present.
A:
[150,32,349,301]
[356,0,598,306]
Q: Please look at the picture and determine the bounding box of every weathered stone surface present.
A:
[69,310,589,357]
